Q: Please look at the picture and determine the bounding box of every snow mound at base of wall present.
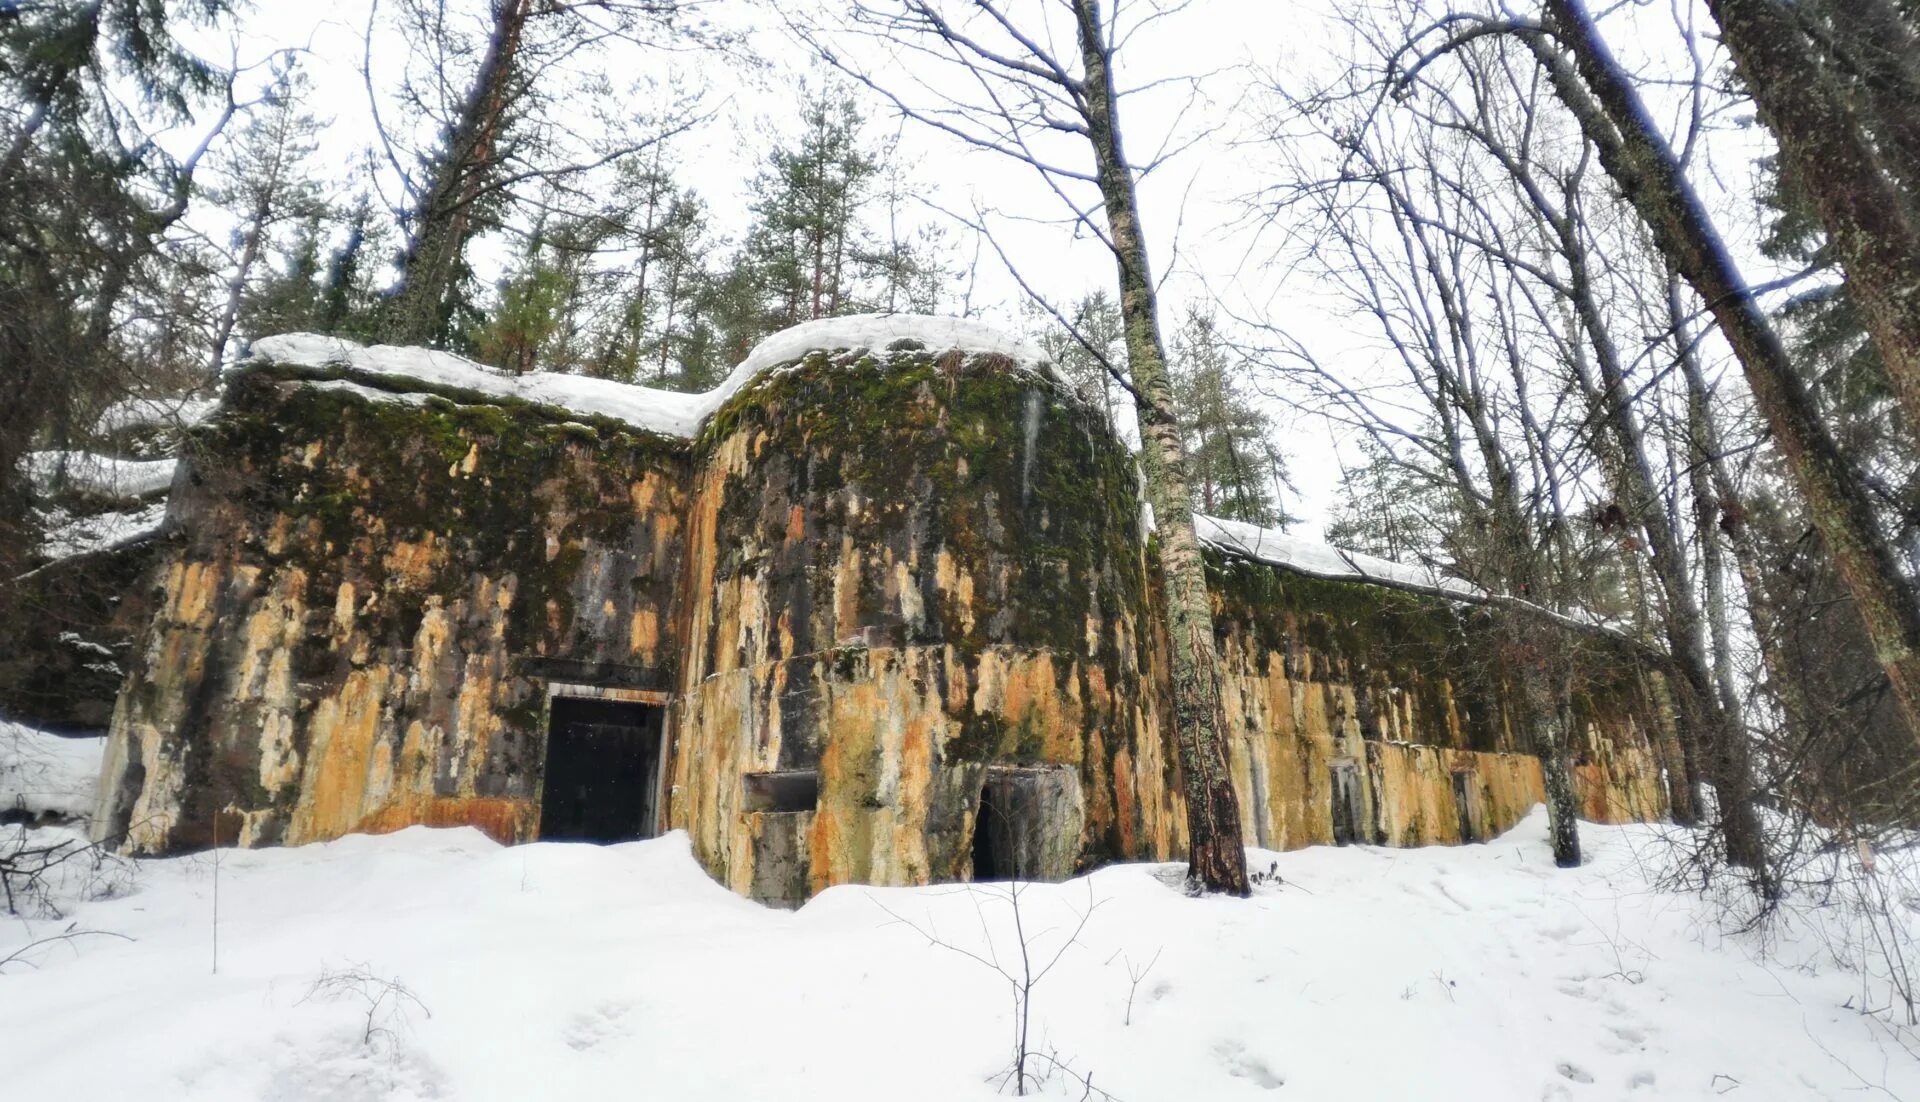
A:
[246,314,1054,440]
[4,809,1916,1099]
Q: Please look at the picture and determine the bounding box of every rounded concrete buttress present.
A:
[668,341,1178,903]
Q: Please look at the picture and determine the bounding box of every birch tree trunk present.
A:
[1074,0,1249,895]
[1557,191,1769,879]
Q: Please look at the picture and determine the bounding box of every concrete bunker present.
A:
[90,316,1677,905]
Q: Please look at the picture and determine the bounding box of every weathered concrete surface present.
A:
[95,371,689,851]
[1207,559,1671,853]
[666,348,1168,904]
[95,330,1673,906]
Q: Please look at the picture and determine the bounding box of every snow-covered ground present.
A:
[5,804,1917,1100]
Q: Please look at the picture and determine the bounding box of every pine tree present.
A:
[0,0,237,575]
[1170,307,1293,527]
[738,86,882,330]
[1026,291,1127,432]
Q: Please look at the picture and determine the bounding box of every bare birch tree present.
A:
[803,0,1250,894]
[1384,0,1920,766]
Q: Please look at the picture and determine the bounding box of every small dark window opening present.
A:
[1452,770,1478,843]
[742,770,818,814]
[538,696,664,844]
[1329,762,1364,846]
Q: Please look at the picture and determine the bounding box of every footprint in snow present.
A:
[1214,1039,1285,1090]
[1601,1023,1649,1053]
[1556,1061,1595,1085]
[564,1003,634,1052]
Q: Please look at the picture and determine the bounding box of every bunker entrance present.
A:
[970,765,1083,882]
[1452,770,1479,843]
[1329,761,1364,846]
[537,696,664,843]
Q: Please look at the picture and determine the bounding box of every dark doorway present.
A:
[972,779,1010,880]
[1452,770,1478,843]
[1329,762,1364,846]
[537,696,663,843]
[969,766,1081,882]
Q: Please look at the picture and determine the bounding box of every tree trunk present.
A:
[384,0,532,347]
[1533,0,1920,757]
[1670,280,1812,744]
[1705,0,1920,432]
[1074,0,1248,895]
[1557,185,1769,881]
[1825,0,1920,198]
[210,202,269,375]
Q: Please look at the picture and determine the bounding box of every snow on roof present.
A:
[245,314,1054,439]
[1195,514,1481,598]
[37,501,171,561]
[26,451,177,499]
[93,393,220,437]
[1196,513,1632,639]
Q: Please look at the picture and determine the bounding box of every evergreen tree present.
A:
[1026,291,1127,432]
[732,85,882,339]
[1170,307,1292,527]
[470,219,577,376]
[0,0,237,575]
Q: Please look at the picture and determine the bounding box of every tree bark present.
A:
[384,0,532,347]
[1533,0,1920,758]
[1074,0,1248,895]
[1556,185,1769,880]
[1705,0,1920,433]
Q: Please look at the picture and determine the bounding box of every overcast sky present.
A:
[198,0,1775,537]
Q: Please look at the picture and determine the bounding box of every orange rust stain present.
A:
[290,667,392,843]
[354,797,528,844]
[807,803,846,895]
[1113,746,1137,855]
[382,533,440,589]
[628,608,660,660]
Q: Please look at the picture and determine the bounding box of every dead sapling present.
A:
[876,874,1110,1097]
[1103,946,1163,1027]
[302,966,433,1053]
